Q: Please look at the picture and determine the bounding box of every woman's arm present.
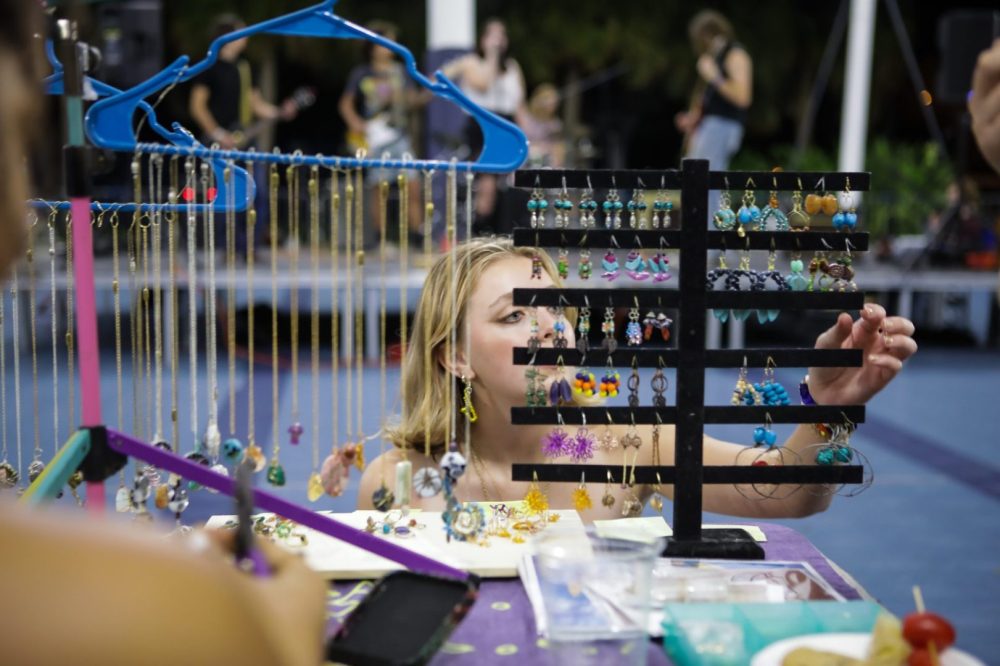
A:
[697,47,752,109]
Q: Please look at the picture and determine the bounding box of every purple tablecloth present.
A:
[324,523,863,665]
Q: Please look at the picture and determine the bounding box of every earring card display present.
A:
[509,160,870,558]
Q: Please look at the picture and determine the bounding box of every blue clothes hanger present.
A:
[41,40,253,214]
[86,0,528,177]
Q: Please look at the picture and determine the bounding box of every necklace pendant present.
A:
[372,483,395,512]
[266,462,286,487]
[307,472,324,502]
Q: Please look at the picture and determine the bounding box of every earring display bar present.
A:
[513,348,863,368]
[510,159,870,558]
[512,229,869,252]
[512,464,863,486]
[513,169,869,192]
[512,287,865,311]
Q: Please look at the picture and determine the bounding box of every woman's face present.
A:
[480,21,508,53]
[463,255,573,413]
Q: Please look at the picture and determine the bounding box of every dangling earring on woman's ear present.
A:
[459,374,477,423]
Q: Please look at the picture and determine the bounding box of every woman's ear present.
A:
[436,347,475,381]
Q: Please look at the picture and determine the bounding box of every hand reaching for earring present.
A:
[807,304,917,406]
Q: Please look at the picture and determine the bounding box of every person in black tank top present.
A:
[675,10,753,170]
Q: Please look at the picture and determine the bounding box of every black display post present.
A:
[508,159,869,559]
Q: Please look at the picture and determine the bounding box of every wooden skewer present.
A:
[912,585,940,666]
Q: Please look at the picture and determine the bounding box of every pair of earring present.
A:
[733,359,789,406]
[540,413,596,462]
[642,311,672,342]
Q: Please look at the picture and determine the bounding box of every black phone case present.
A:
[325,571,479,666]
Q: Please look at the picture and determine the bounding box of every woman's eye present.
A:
[503,311,524,323]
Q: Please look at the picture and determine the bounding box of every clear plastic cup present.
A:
[532,528,663,666]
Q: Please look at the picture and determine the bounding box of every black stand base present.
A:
[662,528,765,560]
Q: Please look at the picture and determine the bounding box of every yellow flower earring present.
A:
[523,470,549,514]
[572,473,593,512]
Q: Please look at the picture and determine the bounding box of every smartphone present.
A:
[326,571,479,666]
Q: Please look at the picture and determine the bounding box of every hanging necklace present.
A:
[264,162,281,478]
[150,155,165,448]
[317,168,347,498]
[47,210,60,457]
[237,157,255,466]
[109,207,131,511]
[221,160,243,464]
[371,176,394,512]
[412,169,442,499]
[307,165,322,500]
[393,171,411,508]
[26,213,44,483]
[287,160,303,449]
[353,168,365,470]
[168,157,180,453]
[11,262,23,486]
[202,161,221,461]
[129,154,145,443]
[184,156,199,452]
[0,278,13,488]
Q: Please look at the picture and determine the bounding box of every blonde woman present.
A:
[358,237,917,520]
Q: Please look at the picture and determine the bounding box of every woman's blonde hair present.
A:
[384,236,564,455]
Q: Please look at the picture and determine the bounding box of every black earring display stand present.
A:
[508,159,870,559]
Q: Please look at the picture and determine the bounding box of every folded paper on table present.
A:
[592,517,766,543]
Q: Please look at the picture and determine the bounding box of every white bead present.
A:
[838,191,857,212]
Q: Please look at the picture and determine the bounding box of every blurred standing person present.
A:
[188,13,299,256]
[339,20,426,244]
[675,10,752,171]
[968,37,1000,301]
[189,14,298,151]
[443,18,526,233]
[520,83,566,168]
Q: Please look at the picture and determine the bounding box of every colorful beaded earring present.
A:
[643,311,672,342]
[553,305,569,349]
[760,179,790,230]
[833,178,858,230]
[531,250,544,280]
[578,248,593,280]
[713,178,736,230]
[553,178,573,228]
[707,251,734,323]
[753,244,787,323]
[753,358,790,406]
[731,358,762,406]
[603,183,623,229]
[652,177,673,229]
[649,248,671,282]
[788,180,810,230]
[624,248,650,281]
[626,304,643,346]
[736,179,762,235]
[573,473,593,512]
[627,183,648,229]
[525,366,548,407]
[576,302,591,353]
[786,249,809,291]
[579,177,598,228]
[601,247,621,281]
[601,307,618,353]
[600,360,621,398]
[528,180,548,228]
[527,304,542,354]
[557,246,570,280]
